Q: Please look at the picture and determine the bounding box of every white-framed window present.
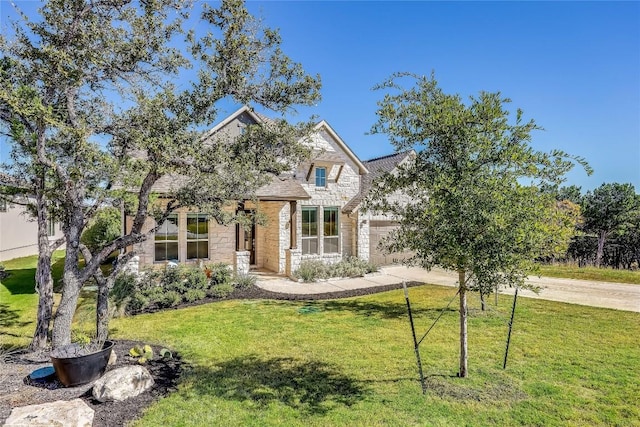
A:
[186,214,209,260]
[155,214,179,262]
[323,207,339,253]
[302,207,318,255]
[315,167,326,187]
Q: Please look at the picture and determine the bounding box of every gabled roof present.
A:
[342,151,414,214]
[313,121,368,175]
[201,105,264,140]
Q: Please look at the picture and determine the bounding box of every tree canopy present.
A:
[0,0,321,347]
[366,73,588,377]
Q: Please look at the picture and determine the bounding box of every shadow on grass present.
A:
[1,256,65,295]
[188,355,370,415]
[0,303,31,328]
[299,300,457,320]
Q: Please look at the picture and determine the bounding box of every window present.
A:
[155,214,179,262]
[315,167,326,187]
[48,218,56,237]
[302,207,318,254]
[323,207,339,253]
[186,214,209,260]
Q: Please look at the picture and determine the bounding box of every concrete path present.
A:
[255,266,640,313]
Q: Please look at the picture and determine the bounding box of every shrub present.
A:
[159,290,182,308]
[294,257,379,282]
[294,260,328,282]
[206,262,232,286]
[128,293,151,312]
[0,264,8,280]
[184,288,206,303]
[209,282,234,298]
[111,263,236,315]
[233,273,257,289]
[110,271,138,308]
[162,266,187,293]
[183,267,208,290]
[330,256,379,277]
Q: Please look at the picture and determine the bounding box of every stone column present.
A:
[358,216,370,261]
[234,251,250,275]
[286,248,302,278]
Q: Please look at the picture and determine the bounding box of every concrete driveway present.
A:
[255,266,640,313]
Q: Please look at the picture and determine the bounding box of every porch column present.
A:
[286,248,302,279]
[234,251,250,275]
[289,201,297,249]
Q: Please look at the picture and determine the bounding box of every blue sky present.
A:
[242,1,639,191]
[2,1,638,191]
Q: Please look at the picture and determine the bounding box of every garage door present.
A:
[369,220,413,266]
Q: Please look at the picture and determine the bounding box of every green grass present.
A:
[105,289,639,427]
[0,251,66,349]
[538,264,640,285]
[2,255,639,425]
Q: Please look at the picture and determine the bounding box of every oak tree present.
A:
[366,73,588,377]
[1,0,321,347]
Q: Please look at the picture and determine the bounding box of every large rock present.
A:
[92,365,154,402]
[5,398,94,427]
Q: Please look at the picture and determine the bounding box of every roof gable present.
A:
[311,121,368,175]
[342,150,415,213]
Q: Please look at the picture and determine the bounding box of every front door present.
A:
[236,210,256,265]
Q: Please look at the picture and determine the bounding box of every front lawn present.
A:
[2,254,639,425]
[109,288,639,426]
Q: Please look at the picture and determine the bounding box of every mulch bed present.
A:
[0,282,422,426]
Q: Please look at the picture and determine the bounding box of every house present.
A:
[128,106,411,276]
[0,199,65,262]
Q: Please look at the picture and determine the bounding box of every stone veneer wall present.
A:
[297,129,361,263]
[256,201,289,273]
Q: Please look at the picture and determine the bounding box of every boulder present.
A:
[5,398,94,427]
[92,365,154,402]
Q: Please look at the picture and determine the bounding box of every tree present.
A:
[1,0,321,348]
[581,183,637,267]
[556,185,583,205]
[366,73,587,377]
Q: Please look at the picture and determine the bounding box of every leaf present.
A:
[129,346,142,357]
[159,348,173,360]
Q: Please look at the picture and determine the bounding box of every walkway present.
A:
[255,266,640,313]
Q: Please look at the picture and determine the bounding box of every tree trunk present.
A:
[458,269,468,378]
[51,270,83,348]
[29,178,54,351]
[95,275,112,345]
[480,292,486,311]
[595,230,608,268]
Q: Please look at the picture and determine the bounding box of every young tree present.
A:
[366,73,588,377]
[581,183,637,267]
[1,0,321,348]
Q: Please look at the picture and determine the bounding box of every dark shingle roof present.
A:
[342,151,413,213]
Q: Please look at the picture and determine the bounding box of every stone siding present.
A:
[294,128,361,263]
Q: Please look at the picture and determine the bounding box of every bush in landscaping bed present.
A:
[294,257,379,282]
[110,262,256,315]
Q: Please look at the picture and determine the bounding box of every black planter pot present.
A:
[50,340,114,387]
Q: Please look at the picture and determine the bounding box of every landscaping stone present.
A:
[108,349,117,365]
[92,365,154,402]
[4,398,94,427]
